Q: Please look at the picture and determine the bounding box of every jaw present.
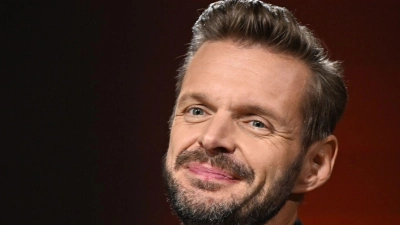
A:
[163,158,301,225]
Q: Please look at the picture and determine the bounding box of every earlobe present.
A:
[292,135,338,193]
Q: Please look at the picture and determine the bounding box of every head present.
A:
[164,1,347,225]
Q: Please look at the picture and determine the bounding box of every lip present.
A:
[186,163,240,182]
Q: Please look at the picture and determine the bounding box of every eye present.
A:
[250,120,266,129]
[188,107,205,116]
[239,115,274,136]
[184,106,208,123]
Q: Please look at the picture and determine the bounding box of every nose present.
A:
[198,111,236,155]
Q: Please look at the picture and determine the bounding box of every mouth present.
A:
[186,162,240,182]
[174,149,255,185]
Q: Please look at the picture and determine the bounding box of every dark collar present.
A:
[294,219,303,225]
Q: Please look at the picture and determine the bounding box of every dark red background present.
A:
[4,0,399,224]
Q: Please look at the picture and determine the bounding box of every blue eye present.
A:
[251,120,266,128]
[189,108,204,116]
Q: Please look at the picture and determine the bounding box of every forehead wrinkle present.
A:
[191,45,307,88]
[191,57,261,78]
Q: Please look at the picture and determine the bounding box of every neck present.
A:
[179,194,304,225]
[265,194,303,225]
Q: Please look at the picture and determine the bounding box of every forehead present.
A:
[180,41,311,114]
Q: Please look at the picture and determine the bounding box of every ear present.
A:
[292,135,338,193]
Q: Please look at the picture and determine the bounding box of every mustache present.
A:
[174,149,255,184]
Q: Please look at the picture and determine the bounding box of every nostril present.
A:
[210,146,229,153]
[215,147,232,153]
[204,147,235,158]
[198,114,236,153]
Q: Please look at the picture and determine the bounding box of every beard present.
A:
[163,149,304,225]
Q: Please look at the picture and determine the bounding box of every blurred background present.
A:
[3,0,399,224]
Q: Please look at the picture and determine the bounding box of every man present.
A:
[163,0,347,225]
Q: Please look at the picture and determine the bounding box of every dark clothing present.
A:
[294,219,303,225]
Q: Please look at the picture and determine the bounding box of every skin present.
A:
[165,40,338,225]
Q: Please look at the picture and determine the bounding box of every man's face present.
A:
[164,41,311,224]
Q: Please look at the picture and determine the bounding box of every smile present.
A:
[186,162,240,182]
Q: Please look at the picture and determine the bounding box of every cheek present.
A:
[167,122,202,167]
[242,138,299,183]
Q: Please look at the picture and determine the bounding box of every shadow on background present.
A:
[3,0,399,224]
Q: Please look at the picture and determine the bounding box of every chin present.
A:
[162,150,303,225]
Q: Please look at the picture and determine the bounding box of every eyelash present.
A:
[250,120,266,129]
[187,107,205,116]
[182,106,273,134]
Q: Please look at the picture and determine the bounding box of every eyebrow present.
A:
[177,92,212,108]
[240,104,280,122]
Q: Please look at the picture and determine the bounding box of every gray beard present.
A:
[163,149,304,225]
